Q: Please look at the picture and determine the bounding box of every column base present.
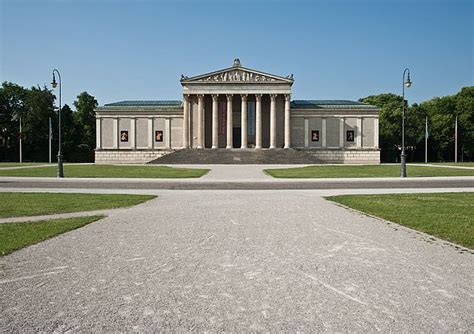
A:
[269,146,276,149]
[211,145,218,149]
[226,145,233,149]
[240,146,248,149]
[284,145,290,149]
[255,146,262,149]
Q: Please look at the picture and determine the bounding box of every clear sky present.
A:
[1,0,472,108]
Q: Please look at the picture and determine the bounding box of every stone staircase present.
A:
[148,148,323,164]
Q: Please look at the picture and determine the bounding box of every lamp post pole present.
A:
[400,68,412,178]
[51,69,64,178]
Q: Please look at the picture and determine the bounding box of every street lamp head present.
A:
[404,72,412,88]
[51,73,57,88]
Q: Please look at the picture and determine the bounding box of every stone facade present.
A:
[95,59,381,164]
[305,149,380,164]
[95,149,173,164]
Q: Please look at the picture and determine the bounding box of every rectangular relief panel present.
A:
[308,117,322,148]
[153,118,166,148]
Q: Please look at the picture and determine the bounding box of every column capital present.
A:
[255,94,262,102]
[226,94,233,102]
[270,94,277,101]
[211,94,219,101]
[197,94,204,100]
[284,94,291,102]
[241,94,248,101]
[183,94,191,102]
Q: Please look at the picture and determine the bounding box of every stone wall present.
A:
[306,149,380,164]
[95,149,174,164]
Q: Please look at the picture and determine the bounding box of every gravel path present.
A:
[0,191,472,332]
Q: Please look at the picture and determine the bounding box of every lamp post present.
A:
[400,68,412,178]
[51,69,64,178]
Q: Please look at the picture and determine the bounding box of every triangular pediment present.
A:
[181,61,294,84]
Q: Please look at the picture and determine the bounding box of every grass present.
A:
[326,192,474,249]
[265,164,474,178]
[0,164,209,178]
[0,192,156,218]
[0,215,104,256]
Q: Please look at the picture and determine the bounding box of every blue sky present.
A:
[1,0,472,107]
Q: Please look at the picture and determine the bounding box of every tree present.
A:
[0,82,28,161]
[454,87,474,161]
[60,104,80,162]
[359,93,404,162]
[74,92,98,161]
[22,86,55,161]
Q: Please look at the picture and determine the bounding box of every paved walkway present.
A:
[0,164,50,170]
[176,164,307,180]
[411,163,474,170]
[1,190,472,332]
[1,175,473,190]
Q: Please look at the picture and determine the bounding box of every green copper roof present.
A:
[104,100,182,107]
[101,99,377,110]
[291,100,378,109]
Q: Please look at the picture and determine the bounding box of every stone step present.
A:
[149,148,323,164]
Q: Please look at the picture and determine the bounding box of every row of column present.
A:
[182,93,291,149]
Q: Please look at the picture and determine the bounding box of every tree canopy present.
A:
[360,86,474,162]
[0,82,98,162]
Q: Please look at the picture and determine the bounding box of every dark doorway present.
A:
[233,127,241,148]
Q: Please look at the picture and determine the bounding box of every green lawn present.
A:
[326,192,474,248]
[265,164,474,178]
[0,164,209,178]
[0,215,104,256]
[0,192,156,218]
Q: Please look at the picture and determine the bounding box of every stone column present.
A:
[197,94,204,149]
[166,118,171,148]
[113,118,119,149]
[339,117,345,148]
[304,118,309,148]
[284,94,291,148]
[241,94,248,149]
[270,94,277,149]
[226,94,233,149]
[148,117,153,149]
[321,117,327,148]
[182,95,190,148]
[130,117,136,149]
[211,94,219,148]
[255,94,262,149]
[96,117,102,149]
[357,117,363,148]
[374,117,379,148]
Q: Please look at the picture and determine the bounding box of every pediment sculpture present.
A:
[197,70,278,83]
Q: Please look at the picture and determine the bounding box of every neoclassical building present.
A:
[95,59,380,164]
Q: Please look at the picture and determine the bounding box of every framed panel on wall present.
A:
[120,131,128,142]
[346,130,355,142]
[155,130,163,142]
